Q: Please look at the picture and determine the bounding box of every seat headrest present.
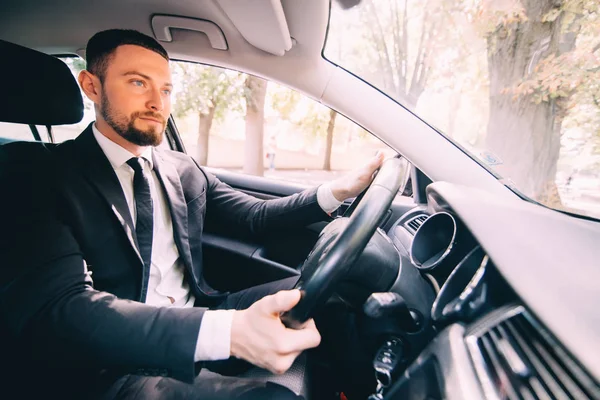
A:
[0,40,84,126]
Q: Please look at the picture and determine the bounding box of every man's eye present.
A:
[162,89,172,95]
[132,80,144,87]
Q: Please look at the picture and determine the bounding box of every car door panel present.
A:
[202,232,298,291]
[201,168,416,292]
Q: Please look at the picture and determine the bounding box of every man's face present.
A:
[98,45,172,147]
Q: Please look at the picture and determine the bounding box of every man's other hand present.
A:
[230,289,321,374]
[330,151,385,201]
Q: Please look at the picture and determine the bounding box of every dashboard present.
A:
[380,182,600,400]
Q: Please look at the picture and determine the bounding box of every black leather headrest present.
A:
[0,40,84,125]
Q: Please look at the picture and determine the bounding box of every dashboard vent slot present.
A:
[405,214,428,233]
[466,306,600,400]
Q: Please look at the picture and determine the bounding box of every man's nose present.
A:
[147,87,164,112]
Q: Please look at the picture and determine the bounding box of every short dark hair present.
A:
[85,29,169,81]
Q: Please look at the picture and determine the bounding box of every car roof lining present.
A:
[0,0,313,58]
[0,0,331,98]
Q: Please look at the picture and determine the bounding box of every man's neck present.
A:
[95,118,147,157]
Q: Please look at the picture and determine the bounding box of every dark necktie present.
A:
[127,157,154,272]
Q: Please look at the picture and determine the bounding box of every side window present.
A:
[171,61,397,189]
[0,122,37,142]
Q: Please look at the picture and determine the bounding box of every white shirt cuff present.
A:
[194,309,235,361]
[317,184,344,214]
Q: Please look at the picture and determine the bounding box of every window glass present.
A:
[325,0,600,219]
[171,61,398,189]
[0,122,36,142]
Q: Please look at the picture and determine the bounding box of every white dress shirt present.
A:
[92,124,342,361]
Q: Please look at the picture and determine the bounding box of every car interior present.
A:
[1,0,599,399]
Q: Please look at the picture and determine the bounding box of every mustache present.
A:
[133,111,166,124]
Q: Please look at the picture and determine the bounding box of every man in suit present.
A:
[1,30,383,399]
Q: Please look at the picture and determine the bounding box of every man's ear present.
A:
[78,70,102,105]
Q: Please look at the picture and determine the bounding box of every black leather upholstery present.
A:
[0,39,83,125]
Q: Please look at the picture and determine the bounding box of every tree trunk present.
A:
[323,109,337,171]
[485,0,578,205]
[196,105,215,166]
[244,76,267,176]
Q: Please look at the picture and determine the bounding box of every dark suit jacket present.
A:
[0,123,328,396]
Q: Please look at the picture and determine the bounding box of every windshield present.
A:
[325,0,600,219]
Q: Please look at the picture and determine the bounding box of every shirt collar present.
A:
[92,122,154,170]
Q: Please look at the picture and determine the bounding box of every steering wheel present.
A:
[281,157,406,329]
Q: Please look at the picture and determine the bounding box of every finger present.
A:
[304,318,318,330]
[283,321,322,352]
[371,150,385,166]
[260,289,302,315]
[270,320,321,354]
[270,353,300,375]
[362,151,384,174]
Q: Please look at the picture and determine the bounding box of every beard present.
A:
[100,88,166,147]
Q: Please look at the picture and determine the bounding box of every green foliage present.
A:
[59,57,91,110]
[270,87,302,121]
[269,84,333,138]
[171,61,246,121]
[72,58,86,73]
[298,103,332,137]
[60,57,86,75]
[504,0,600,133]
[543,7,563,23]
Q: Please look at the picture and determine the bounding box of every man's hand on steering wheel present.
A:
[329,151,385,201]
[281,155,406,329]
[230,290,321,374]
[229,152,388,374]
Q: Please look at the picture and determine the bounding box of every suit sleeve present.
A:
[195,161,330,236]
[0,145,203,383]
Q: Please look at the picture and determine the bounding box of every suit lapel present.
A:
[152,151,193,272]
[73,124,143,264]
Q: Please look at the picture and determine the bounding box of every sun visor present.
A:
[217,0,293,56]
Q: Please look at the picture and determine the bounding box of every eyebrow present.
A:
[123,70,173,87]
